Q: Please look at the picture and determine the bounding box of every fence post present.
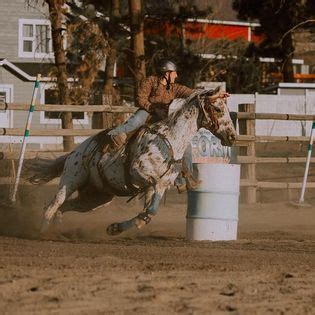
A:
[92,94,113,129]
[239,103,257,203]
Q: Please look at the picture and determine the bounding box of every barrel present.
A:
[186,163,240,241]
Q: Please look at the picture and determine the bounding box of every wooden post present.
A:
[129,0,146,100]
[239,103,256,203]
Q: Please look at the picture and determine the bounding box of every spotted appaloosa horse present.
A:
[26,88,236,235]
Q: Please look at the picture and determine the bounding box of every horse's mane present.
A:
[165,87,223,127]
[167,90,201,124]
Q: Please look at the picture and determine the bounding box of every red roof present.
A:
[144,18,263,43]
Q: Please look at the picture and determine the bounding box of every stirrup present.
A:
[110,133,127,148]
[102,133,127,154]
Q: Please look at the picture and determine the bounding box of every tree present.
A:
[29,0,107,150]
[143,1,212,88]
[206,39,262,93]
[129,0,145,100]
[45,0,74,151]
[76,0,213,103]
[232,0,315,82]
[76,0,129,128]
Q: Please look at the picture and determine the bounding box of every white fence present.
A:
[228,92,315,136]
[1,93,315,147]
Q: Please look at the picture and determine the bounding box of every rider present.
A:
[107,59,194,149]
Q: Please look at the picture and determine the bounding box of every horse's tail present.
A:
[23,154,68,185]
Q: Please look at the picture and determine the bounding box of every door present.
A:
[0,85,13,128]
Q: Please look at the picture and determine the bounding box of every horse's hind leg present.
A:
[60,187,114,213]
[42,182,77,230]
[42,160,89,229]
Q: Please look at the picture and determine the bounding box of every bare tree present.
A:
[84,0,126,129]
[233,0,315,82]
[46,0,74,151]
[129,0,146,100]
[100,0,121,129]
[29,0,107,149]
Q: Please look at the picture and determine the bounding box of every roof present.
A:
[13,62,56,78]
[0,59,108,83]
[0,59,52,81]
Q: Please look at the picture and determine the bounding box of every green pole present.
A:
[10,74,41,203]
[298,121,315,203]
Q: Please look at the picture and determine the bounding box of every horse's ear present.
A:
[213,86,221,94]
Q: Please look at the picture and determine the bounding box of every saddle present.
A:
[99,113,160,155]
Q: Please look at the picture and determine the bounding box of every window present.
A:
[40,84,89,125]
[0,85,13,129]
[19,19,54,58]
[0,92,5,104]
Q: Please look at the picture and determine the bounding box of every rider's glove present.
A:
[151,104,168,120]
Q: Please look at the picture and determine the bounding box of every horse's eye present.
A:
[213,107,222,113]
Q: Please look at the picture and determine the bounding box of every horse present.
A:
[25,88,236,235]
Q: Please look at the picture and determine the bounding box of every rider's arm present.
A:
[136,77,154,112]
[174,83,194,98]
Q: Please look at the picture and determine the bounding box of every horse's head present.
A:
[197,87,236,146]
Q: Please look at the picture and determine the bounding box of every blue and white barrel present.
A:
[186,129,240,241]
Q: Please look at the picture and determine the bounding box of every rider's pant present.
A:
[108,109,149,135]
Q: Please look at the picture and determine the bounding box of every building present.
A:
[0,0,90,148]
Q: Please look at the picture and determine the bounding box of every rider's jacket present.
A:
[137,76,193,114]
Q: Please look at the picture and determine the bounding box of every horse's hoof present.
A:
[106,223,122,236]
[40,218,51,233]
[176,183,187,194]
[53,211,63,224]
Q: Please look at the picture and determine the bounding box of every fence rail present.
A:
[1,151,315,166]
[0,103,315,121]
[237,112,315,121]
[1,102,314,203]
[0,103,136,113]
[1,177,314,190]
[0,128,103,136]
[2,103,315,121]
[0,128,311,142]
[237,103,315,203]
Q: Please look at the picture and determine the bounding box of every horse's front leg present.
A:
[106,184,166,236]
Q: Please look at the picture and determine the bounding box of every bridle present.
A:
[198,93,221,132]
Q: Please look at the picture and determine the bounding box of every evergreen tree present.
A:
[233,0,315,82]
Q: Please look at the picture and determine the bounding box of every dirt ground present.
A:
[0,183,314,315]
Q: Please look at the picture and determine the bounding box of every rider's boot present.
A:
[176,182,187,194]
[110,133,127,149]
[103,132,127,154]
[175,172,201,193]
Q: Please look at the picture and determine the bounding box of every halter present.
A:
[198,92,220,132]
